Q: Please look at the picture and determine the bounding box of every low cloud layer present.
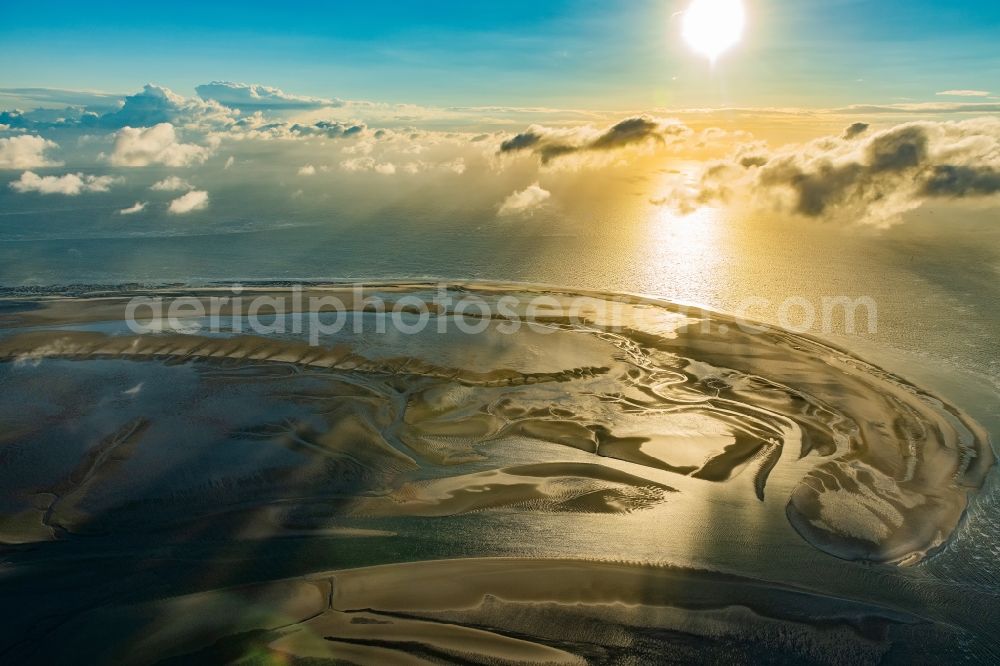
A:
[3,81,999,230]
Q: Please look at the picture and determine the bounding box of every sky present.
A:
[1,0,999,288]
[1,0,999,109]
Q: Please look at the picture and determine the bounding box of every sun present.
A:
[682,0,746,62]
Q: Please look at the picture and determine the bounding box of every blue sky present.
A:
[1,0,998,108]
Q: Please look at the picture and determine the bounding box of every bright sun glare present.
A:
[682,0,746,62]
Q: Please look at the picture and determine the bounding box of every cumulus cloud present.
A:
[291,120,366,139]
[298,164,316,176]
[920,164,1000,197]
[119,201,147,215]
[657,118,1000,226]
[499,115,692,163]
[195,81,342,109]
[224,156,235,169]
[842,122,870,139]
[340,157,397,174]
[0,107,99,130]
[151,176,193,191]
[498,182,551,216]
[396,158,467,175]
[0,84,237,132]
[10,171,117,195]
[936,90,990,97]
[0,135,62,168]
[167,190,209,214]
[100,84,235,129]
[109,123,210,167]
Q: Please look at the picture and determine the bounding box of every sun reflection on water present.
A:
[641,204,733,305]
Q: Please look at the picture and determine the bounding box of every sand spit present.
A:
[17,558,961,664]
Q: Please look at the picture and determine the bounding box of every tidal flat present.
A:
[0,283,995,663]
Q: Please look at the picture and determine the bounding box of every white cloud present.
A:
[936,90,990,98]
[109,123,210,167]
[0,135,62,169]
[100,84,236,129]
[10,171,118,195]
[224,155,235,169]
[150,176,193,191]
[167,190,209,214]
[119,201,147,215]
[498,182,551,216]
[298,164,316,176]
[340,157,397,174]
[195,81,342,109]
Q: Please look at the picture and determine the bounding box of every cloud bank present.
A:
[658,117,1000,226]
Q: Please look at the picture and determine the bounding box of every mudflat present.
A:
[0,283,993,663]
